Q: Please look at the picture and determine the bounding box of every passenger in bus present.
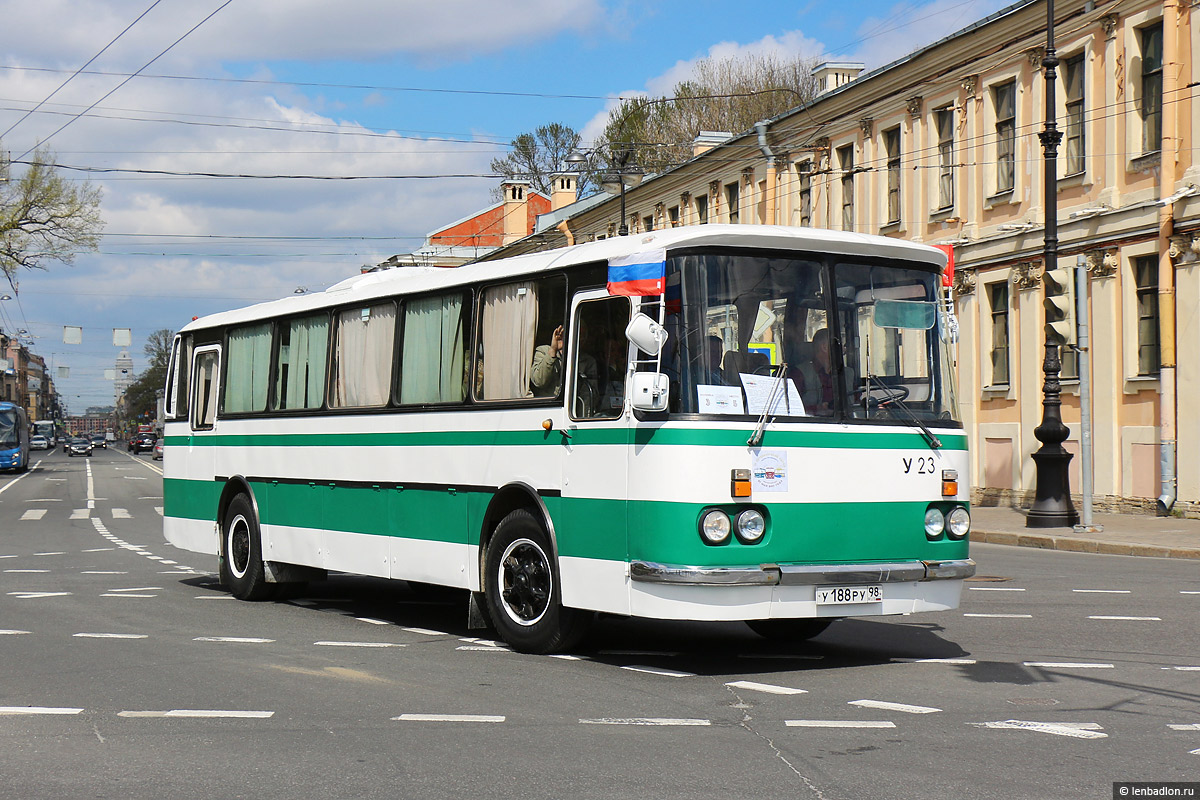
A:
[790,327,834,416]
[700,335,726,385]
[531,324,566,395]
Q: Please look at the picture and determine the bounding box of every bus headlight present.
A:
[700,510,731,545]
[946,506,971,539]
[735,509,766,544]
[924,507,945,539]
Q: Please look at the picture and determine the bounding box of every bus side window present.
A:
[475,275,565,401]
[570,297,631,420]
[192,350,220,430]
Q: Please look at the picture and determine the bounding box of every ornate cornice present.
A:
[1085,248,1118,278]
[961,75,978,97]
[1169,235,1200,265]
[1011,261,1043,290]
[1101,13,1118,40]
[859,118,874,137]
[906,96,923,118]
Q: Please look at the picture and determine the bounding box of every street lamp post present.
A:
[1027,0,1079,528]
[565,145,643,236]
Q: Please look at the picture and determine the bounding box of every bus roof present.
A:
[180,224,947,334]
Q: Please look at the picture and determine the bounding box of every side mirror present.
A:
[625,312,668,356]
[630,372,670,412]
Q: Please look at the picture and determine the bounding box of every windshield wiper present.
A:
[866,374,942,450]
[747,363,788,447]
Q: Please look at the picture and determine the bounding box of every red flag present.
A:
[932,244,955,288]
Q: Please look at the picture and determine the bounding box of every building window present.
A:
[797,161,812,226]
[643,215,654,232]
[1064,54,1085,175]
[993,81,1016,194]
[1139,23,1163,153]
[988,282,1010,386]
[695,194,709,224]
[936,107,954,210]
[725,182,740,224]
[668,206,680,227]
[884,127,901,224]
[838,145,855,232]
[1134,255,1160,376]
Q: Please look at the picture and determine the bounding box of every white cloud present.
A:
[836,0,1014,68]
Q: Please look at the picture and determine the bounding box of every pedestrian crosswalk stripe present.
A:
[20,509,47,521]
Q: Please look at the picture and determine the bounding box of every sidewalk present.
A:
[971,505,1200,560]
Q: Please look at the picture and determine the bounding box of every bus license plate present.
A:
[816,585,883,605]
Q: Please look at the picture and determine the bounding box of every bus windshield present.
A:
[658,251,959,424]
[0,409,19,447]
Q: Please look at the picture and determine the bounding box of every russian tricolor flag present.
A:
[607,249,666,296]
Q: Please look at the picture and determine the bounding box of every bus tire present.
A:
[745,618,835,641]
[483,509,589,654]
[220,494,275,601]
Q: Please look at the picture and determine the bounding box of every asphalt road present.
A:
[1,447,1197,800]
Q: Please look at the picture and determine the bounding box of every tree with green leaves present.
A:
[0,145,103,293]
[490,122,591,200]
[599,51,819,176]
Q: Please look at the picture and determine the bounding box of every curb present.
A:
[973,530,1200,560]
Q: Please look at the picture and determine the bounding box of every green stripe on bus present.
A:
[163,428,966,450]
[163,478,969,566]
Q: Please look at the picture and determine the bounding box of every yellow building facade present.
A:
[491,0,1199,514]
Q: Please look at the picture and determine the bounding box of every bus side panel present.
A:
[388,485,470,587]
[547,496,631,616]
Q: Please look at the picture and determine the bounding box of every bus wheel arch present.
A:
[478,483,559,580]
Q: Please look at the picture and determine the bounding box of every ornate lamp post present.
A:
[565,143,643,236]
[1027,0,1079,528]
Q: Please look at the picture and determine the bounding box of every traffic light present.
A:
[1043,265,1076,346]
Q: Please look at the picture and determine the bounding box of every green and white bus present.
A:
[162,225,974,653]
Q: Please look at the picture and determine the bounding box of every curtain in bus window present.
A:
[225,323,271,413]
[479,281,536,400]
[401,294,465,404]
[333,304,396,407]
[275,314,328,410]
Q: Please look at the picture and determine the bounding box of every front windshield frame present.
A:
[640,247,960,427]
[0,409,20,447]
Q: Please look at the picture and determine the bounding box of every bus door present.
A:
[189,345,221,484]
[559,290,633,615]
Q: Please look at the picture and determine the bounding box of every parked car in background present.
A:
[90,434,107,449]
[152,438,164,460]
[128,433,157,454]
[29,435,50,450]
[67,437,94,457]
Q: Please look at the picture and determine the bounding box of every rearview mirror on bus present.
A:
[625,312,668,356]
[630,372,670,412]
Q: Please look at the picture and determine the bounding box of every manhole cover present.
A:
[966,575,1013,583]
[1006,698,1060,707]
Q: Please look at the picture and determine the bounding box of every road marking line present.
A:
[786,720,896,728]
[1190,749,1200,755]
[1023,662,1115,669]
[34,552,65,556]
[725,680,808,695]
[621,666,696,678]
[1169,724,1200,731]
[457,645,513,652]
[7,591,72,599]
[550,654,584,660]
[20,509,47,521]
[969,720,1106,739]
[580,718,711,726]
[968,587,1025,591]
[107,587,162,593]
[118,710,274,719]
[101,593,156,598]
[849,700,941,714]
[964,613,1033,618]
[5,569,49,573]
[355,617,392,625]
[160,560,177,565]
[1181,591,1200,595]
[195,595,235,600]
[82,571,127,575]
[69,509,90,519]
[0,707,84,716]
[895,658,977,664]
[393,714,505,723]
[1167,666,1200,671]
[0,630,31,635]
[193,636,274,643]
[1073,589,1130,594]
[1088,615,1161,621]
[399,627,445,636]
[155,507,164,516]
[0,555,19,559]
[315,641,406,648]
[74,633,149,639]
[111,509,131,519]
[123,476,147,480]
[81,548,115,552]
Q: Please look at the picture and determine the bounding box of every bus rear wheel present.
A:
[220,494,275,601]
[484,509,589,654]
[745,618,835,640]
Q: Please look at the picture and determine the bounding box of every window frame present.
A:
[992,80,1016,195]
[1063,52,1086,176]
[472,272,569,405]
[190,345,222,431]
[1133,255,1160,377]
[986,281,1010,387]
[884,126,902,225]
[838,145,855,232]
[936,107,955,211]
[395,288,473,408]
[725,182,740,224]
[270,310,332,413]
[328,301,399,410]
[1139,22,1163,154]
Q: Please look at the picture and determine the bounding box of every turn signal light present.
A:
[731,469,751,498]
[942,469,958,497]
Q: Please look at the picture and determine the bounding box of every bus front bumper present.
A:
[629,558,976,587]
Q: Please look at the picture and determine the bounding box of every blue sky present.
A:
[0,0,1009,410]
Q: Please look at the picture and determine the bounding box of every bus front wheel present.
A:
[745,618,835,640]
[484,509,589,654]
[220,494,275,601]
